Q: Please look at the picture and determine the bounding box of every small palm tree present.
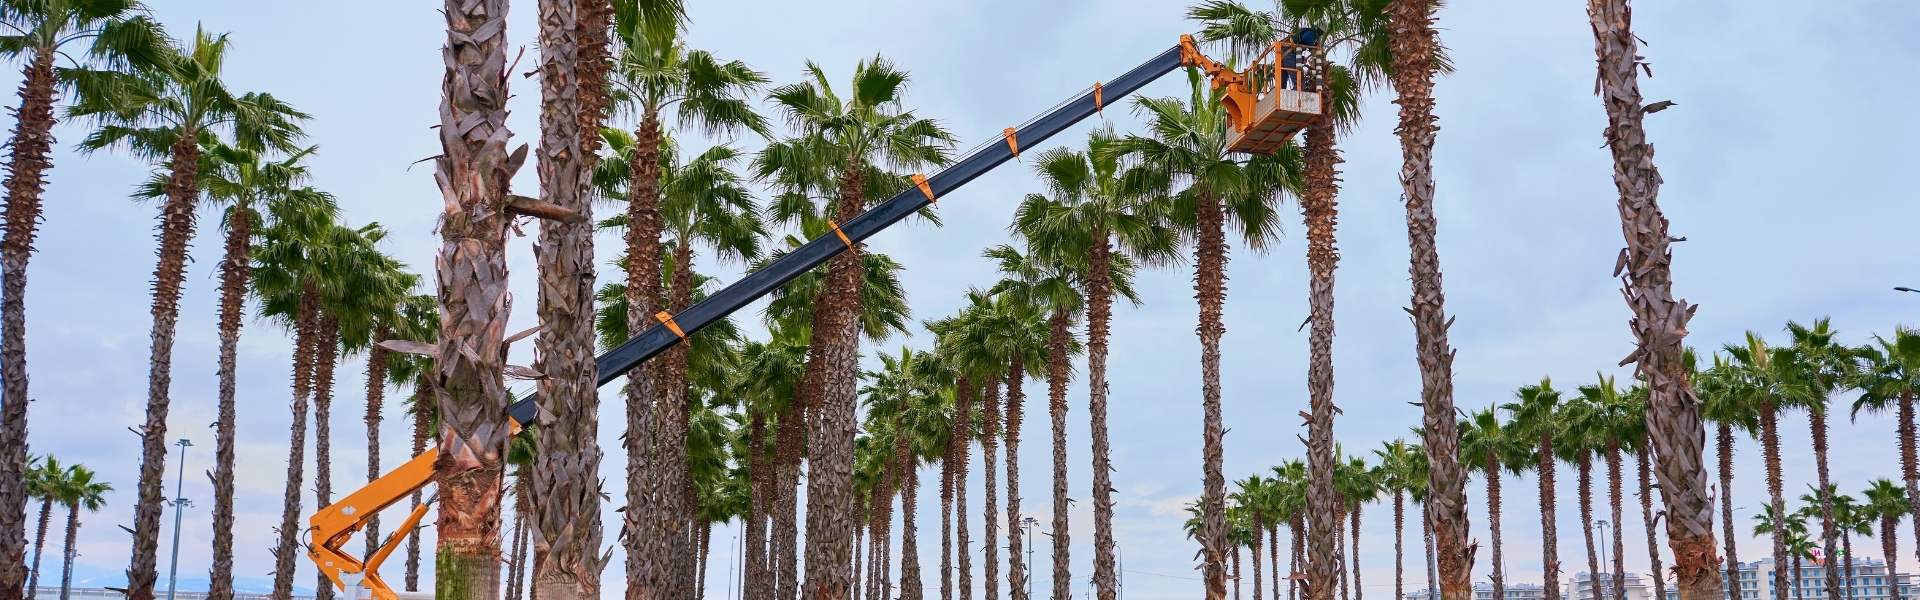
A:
[23,455,61,593]
[1375,441,1423,600]
[1862,480,1908,600]
[1726,331,1821,600]
[1460,408,1520,600]
[1235,475,1274,600]
[51,464,110,600]
[1336,456,1380,600]
[1786,318,1855,600]
[1503,378,1566,600]
[1556,393,1606,600]
[1848,328,1920,567]
[1700,352,1760,594]
[1756,508,1813,600]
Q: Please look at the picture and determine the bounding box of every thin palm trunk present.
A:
[508,503,528,600]
[1839,532,1854,600]
[1195,188,1231,600]
[314,320,340,600]
[1046,307,1072,600]
[1005,359,1029,600]
[1792,555,1802,600]
[773,400,804,600]
[1422,504,1435,600]
[431,0,516,595]
[942,447,954,600]
[0,48,59,600]
[362,329,390,564]
[1607,444,1625,600]
[955,379,976,600]
[623,104,669,600]
[1291,515,1305,600]
[748,414,771,600]
[405,383,429,593]
[1393,492,1405,600]
[1536,434,1561,600]
[1252,521,1266,600]
[1580,454,1603,600]
[1349,509,1362,600]
[1763,404,1789,600]
[1587,3,1722,599]
[698,524,713,600]
[1235,546,1244,600]
[1270,524,1281,600]
[271,291,318,599]
[853,521,864,600]
[1086,231,1118,600]
[902,430,925,600]
[1302,120,1341,600]
[1638,443,1667,600]
[208,199,252,600]
[799,164,871,600]
[1485,455,1505,600]
[127,130,205,600]
[1335,511,1347,600]
[1899,391,1920,568]
[1717,422,1738,597]
[58,504,80,600]
[1879,516,1901,600]
[1807,408,1841,600]
[27,499,49,593]
[983,380,1003,600]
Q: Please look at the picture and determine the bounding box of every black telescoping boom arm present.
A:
[505,45,1187,425]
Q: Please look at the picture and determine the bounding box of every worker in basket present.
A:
[1280,26,1322,92]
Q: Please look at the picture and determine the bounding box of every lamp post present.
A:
[1596,519,1612,600]
[165,438,193,600]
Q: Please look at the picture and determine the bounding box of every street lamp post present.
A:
[1596,519,1612,600]
[165,438,193,600]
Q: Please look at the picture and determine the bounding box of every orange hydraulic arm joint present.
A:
[1178,34,1258,133]
[308,450,436,600]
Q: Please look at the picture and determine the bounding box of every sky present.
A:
[8,0,1920,599]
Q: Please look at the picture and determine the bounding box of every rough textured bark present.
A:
[1302,120,1341,600]
[983,380,1003,600]
[1421,505,1435,600]
[1762,405,1788,600]
[1586,3,1722,599]
[532,2,605,597]
[271,291,318,600]
[1349,508,1362,600]
[1606,443,1625,600]
[1270,524,1281,600]
[208,199,252,600]
[1716,423,1737,597]
[1335,509,1347,600]
[1234,547,1243,600]
[1385,2,1471,598]
[1536,434,1561,600]
[853,522,864,600]
[1393,492,1405,600]
[1085,232,1118,600]
[800,164,870,600]
[1046,307,1072,600]
[406,384,429,593]
[624,107,671,600]
[901,416,925,600]
[1899,392,1920,570]
[1880,516,1902,600]
[509,496,529,600]
[1807,407,1841,600]
[1292,515,1305,600]
[942,441,954,600]
[26,499,49,594]
[1485,455,1504,600]
[954,379,976,600]
[748,413,771,600]
[0,49,57,600]
[1579,455,1603,600]
[362,328,390,563]
[1005,359,1029,600]
[696,524,712,600]
[1195,189,1230,600]
[868,474,893,600]
[774,401,804,600]
[664,236,699,598]
[125,131,204,600]
[314,320,340,600]
[1251,521,1265,600]
[432,0,517,595]
[57,503,79,600]
[1638,443,1667,600]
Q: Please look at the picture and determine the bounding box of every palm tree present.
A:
[1755,508,1812,600]
[1459,408,1518,600]
[1273,460,1310,600]
[1503,378,1564,600]
[251,212,330,599]
[755,56,953,598]
[1238,476,1276,600]
[0,7,160,587]
[71,27,305,598]
[1594,382,1643,600]
[734,330,808,600]
[1785,318,1853,600]
[1850,328,1920,569]
[1624,384,1666,600]
[1727,332,1818,600]
[387,297,437,593]
[1336,456,1379,600]
[932,291,1024,600]
[1700,352,1759,594]
[49,464,108,600]
[975,284,1049,600]
[1828,491,1871,597]
[1375,441,1424,600]
[22,456,59,594]
[1556,394,1606,600]
[1862,480,1907,600]
[1105,68,1295,600]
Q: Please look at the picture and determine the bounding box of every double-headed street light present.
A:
[165,438,193,600]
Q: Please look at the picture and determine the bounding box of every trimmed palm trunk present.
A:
[1005,359,1029,600]
[361,328,390,564]
[748,413,771,600]
[208,198,253,600]
[799,163,872,599]
[531,3,605,595]
[1086,231,1119,600]
[126,129,205,600]
[314,320,340,600]
[900,415,925,600]
[662,237,699,596]
[1898,391,1920,568]
[1422,504,1435,600]
[1807,406,1841,600]
[942,436,954,600]
[1195,188,1231,600]
[431,0,517,595]
[1393,490,1405,600]
[1586,3,1723,599]
[27,497,50,594]
[983,380,1004,600]
[1762,403,1789,600]
[1717,422,1738,596]
[1484,453,1505,600]
[1350,509,1363,600]
[1270,523,1281,600]
[1579,454,1603,600]
[271,290,319,599]
[1251,521,1266,600]
[58,501,82,600]
[773,400,804,600]
[0,48,59,600]
[1535,432,1562,600]
[623,106,673,600]
[1292,514,1305,600]
[406,381,429,593]
[1639,442,1667,600]
[1302,120,1341,600]
[1384,2,1471,597]
[1879,513,1902,600]
[1046,307,1072,600]
[1234,547,1243,600]
[1606,443,1625,600]
[954,379,977,600]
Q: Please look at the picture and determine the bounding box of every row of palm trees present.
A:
[22,456,110,600]
[1754,482,1914,600]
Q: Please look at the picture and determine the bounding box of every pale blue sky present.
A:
[10,0,1920,598]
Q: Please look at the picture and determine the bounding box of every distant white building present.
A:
[1570,571,1659,600]
[1405,582,1548,600]
[1662,558,1918,600]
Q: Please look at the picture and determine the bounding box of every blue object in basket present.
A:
[1293,26,1323,47]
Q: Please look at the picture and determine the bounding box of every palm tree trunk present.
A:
[1393,492,1405,600]
[1586,4,1722,599]
[800,163,871,600]
[942,450,954,600]
[647,231,699,599]
[58,504,80,600]
[208,199,252,600]
[1422,504,1435,600]
[1195,188,1231,600]
[1839,533,1854,600]
[1235,546,1244,600]
[748,413,771,600]
[126,130,205,600]
[1880,518,1900,600]
[271,290,318,600]
[1763,404,1789,600]
[432,0,516,595]
[1717,422,1738,597]
[508,507,527,600]
[1534,436,1561,600]
[1792,555,1802,600]
[1580,454,1603,600]
[531,3,604,596]
[1004,359,1029,600]
[1086,228,1119,600]
[854,521,865,600]
[1639,442,1667,600]
[902,437,925,600]
[1487,456,1505,600]
[1349,508,1363,600]
[1046,306,1072,600]
[983,380,1003,600]
[1806,408,1841,600]
[406,384,429,593]
[1898,391,1920,569]
[954,379,976,600]
[27,499,50,594]
[698,524,713,600]
[1292,515,1305,600]
[1302,119,1342,600]
[362,329,390,564]
[314,320,341,600]
[774,400,804,600]
[1607,443,1626,600]
[1252,520,1266,600]
[0,47,58,600]
[1334,512,1346,600]
[1383,3,1470,598]
[623,104,669,600]
[1271,523,1282,600]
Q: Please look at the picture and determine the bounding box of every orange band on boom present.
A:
[1003,128,1020,157]
[1094,82,1104,113]
[654,311,686,339]
[911,174,936,205]
[827,219,855,249]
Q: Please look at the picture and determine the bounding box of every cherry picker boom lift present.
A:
[307,33,1323,600]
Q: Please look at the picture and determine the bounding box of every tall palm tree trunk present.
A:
[854,521,865,600]
[983,380,1003,600]
[942,447,954,600]
[1878,516,1900,600]
[799,164,871,600]
[1899,391,1920,568]
[1580,454,1603,600]
[748,414,771,600]
[314,321,341,600]
[362,330,390,563]
[1005,359,1029,600]
[1292,515,1305,600]
[58,503,80,600]
[1086,231,1119,600]
[406,383,429,593]
[1586,3,1722,599]
[1270,524,1281,600]
[1607,444,1625,600]
[1763,405,1789,600]
[1807,408,1841,600]
[27,499,50,594]
[1638,442,1667,600]
[1536,436,1561,600]
[0,48,59,600]
[774,401,804,600]
[1046,307,1072,600]
[1335,511,1347,600]
[1349,509,1362,600]
[1195,189,1231,600]
[1717,422,1738,597]
[1252,521,1266,600]
[431,0,517,595]
[1383,3,1471,597]
[623,104,669,600]
[531,2,605,597]
[127,130,205,600]
[271,291,319,599]
[954,379,976,600]
[1486,456,1505,600]
[208,199,252,600]
[902,430,925,600]
[697,524,713,600]
[655,235,699,598]
[1393,492,1405,600]
[1302,120,1342,600]
[1422,504,1435,600]
[1235,546,1244,600]
[508,503,528,600]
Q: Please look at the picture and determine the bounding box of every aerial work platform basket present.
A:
[1180,33,1326,154]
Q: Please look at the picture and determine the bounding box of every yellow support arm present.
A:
[309,450,437,600]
